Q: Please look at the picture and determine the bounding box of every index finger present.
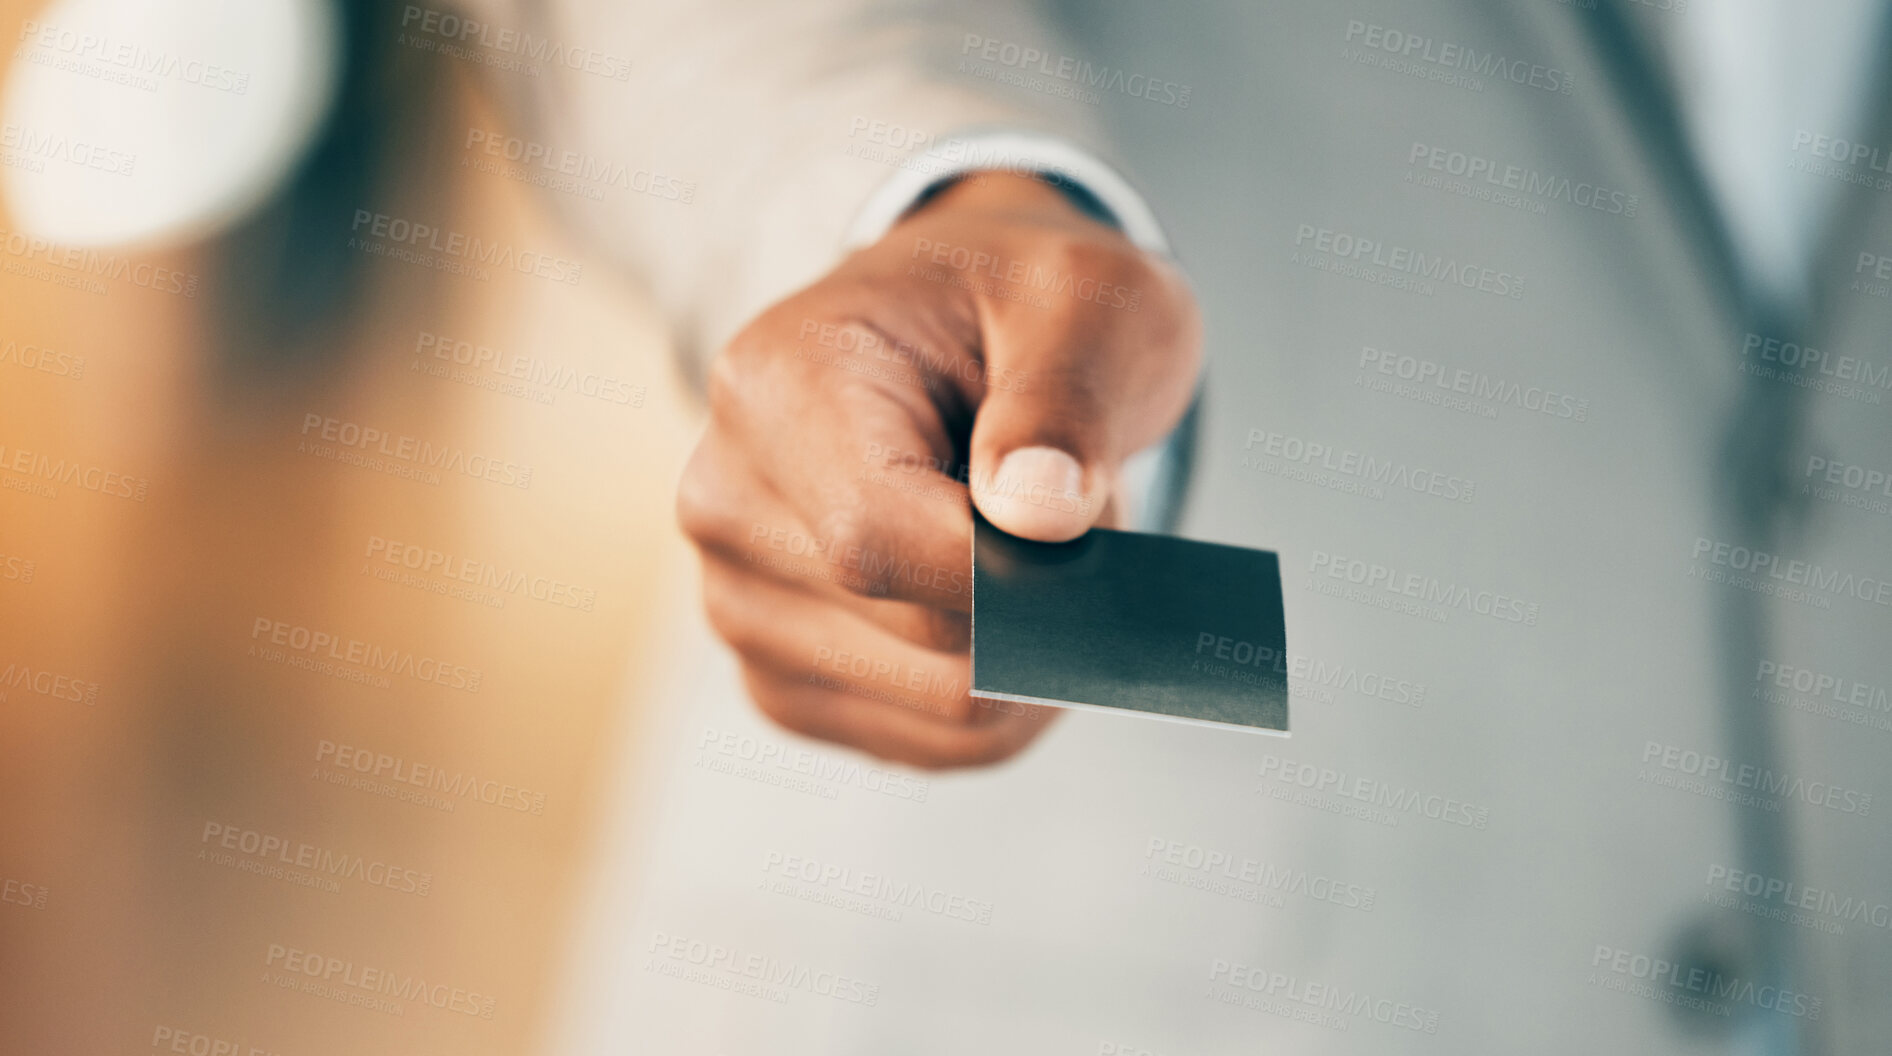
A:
[709,317,976,612]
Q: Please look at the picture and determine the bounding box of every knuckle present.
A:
[1059,236,1115,274]
[746,677,817,738]
[706,324,785,426]
[674,445,726,545]
[913,607,971,653]
[1048,236,1126,287]
[1145,258,1201,326]
[906,728,1016,771]
[815,506,895,597]
[931,692,978,724]
[750,686,807,734]
[699,571,759,654]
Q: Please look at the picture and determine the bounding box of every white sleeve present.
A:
[449,0,1120,387]
[841,129,1170,256]
[451,3,1195,528]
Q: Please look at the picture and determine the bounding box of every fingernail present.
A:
[981,446,1094,542]
[996,446,1084,498]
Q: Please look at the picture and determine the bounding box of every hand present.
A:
[676,172,1202,768]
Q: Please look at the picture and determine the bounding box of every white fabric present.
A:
[1670,0,1886,306]
[841,128,1170,255]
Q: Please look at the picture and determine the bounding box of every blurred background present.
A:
[11,1,1892,1053]
[0,0,701,1051]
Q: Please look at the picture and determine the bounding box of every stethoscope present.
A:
[1568,3,1892,1053]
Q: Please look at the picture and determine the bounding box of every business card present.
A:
[971,515,1289,734]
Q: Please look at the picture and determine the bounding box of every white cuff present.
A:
[841,129,1171,257]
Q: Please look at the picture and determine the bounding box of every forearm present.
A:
[450,0,1112,385]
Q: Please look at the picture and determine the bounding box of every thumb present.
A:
[967,359,1126,543]
[964,249,1202,543]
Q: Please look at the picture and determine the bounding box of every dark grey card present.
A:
[971,515,1289,734]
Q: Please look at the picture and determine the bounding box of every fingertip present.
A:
[975,497,1095,543]
[971,445,1103,543]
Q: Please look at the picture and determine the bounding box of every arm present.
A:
[454,0,1204,765]
[450,0,1121,385]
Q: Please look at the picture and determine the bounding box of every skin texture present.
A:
[677,172,1203,768]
